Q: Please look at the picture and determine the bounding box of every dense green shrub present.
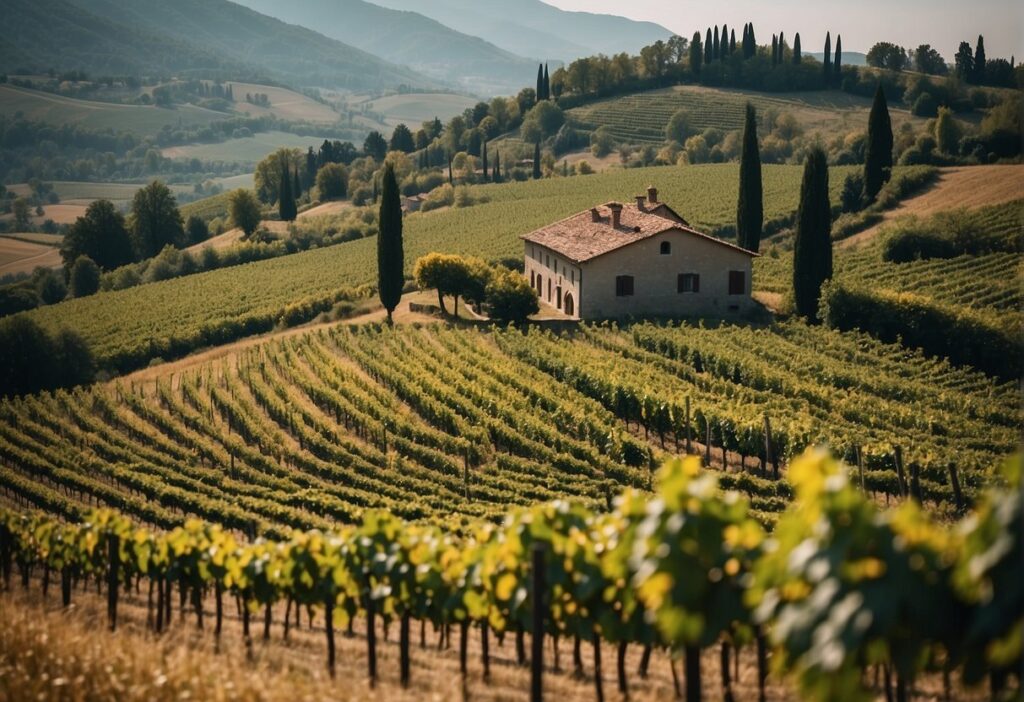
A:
[819,281,1020,381]
[0,316,93,397]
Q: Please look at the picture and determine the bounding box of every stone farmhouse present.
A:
[521,187,758,320]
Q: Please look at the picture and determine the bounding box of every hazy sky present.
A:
[546,0,1023,60]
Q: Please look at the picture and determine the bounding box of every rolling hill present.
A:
[1,0,439,92]
[235,0,538,96]
[0,84,230,136]
[372,0,672,63]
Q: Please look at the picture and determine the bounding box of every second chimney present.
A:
[635,195,646,211]
[647,186,658,204]
[608,202,623,229]
[590,208,601,222]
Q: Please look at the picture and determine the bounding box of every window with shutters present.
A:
[615,275,634,297]
[728,270,745,295]
[677,273,700,293]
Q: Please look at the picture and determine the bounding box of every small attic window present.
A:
[660,241,671,255]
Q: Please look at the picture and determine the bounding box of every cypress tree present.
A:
[742,24,749,54]
[544,64,550,100]
[779,32,785,62]
[823,32,832,86]
[834,35,842,85]
[771,35,778,65]
[278,162,296,221]
[713,26,720,60]
[721,24,729,57]
[730,28,736,54]
[973,35,986,84]
[536,64,544,101]
[448,155,453,185]
[533,142,541,179]
[747,24,756,57]
[864,84,893,201]
[293,167,301,198]
[482,141,489,181]
[493,151,501,183]
[736,103,763,252]
[705,29,713,64]
[792,146,832,321]
[793,33,802,63]
[691,31,704,76]
[377,164,404,324]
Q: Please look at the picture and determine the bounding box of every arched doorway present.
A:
[564,293,575,317]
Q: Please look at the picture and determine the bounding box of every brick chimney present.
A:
[590,207,601,222]
[608,202,623,228]
[635,195,646,211]
[647,186,658,204]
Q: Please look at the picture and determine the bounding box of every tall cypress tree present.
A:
[792,146,832,321]
[705,28,713,64]
[771,35,778,65]
[543,63,550,99]
[293,167,301,198]
[864,84,893,201]
[448,155,453,185]
[482,141,489,181]
[823,32,832,85]
[793,33,802,63]
[833,35,842,85]
[736,103,763,252]
[730,28,736,54]
[493,151,501,184]
[973,35,986,84]
[278,162,296,221]
[533,142,541,179]
[779,31,785,62]
[536,64,544,101]
[746,24,756,57]
[721,24,729,57]
[713,26,720,60]
[377,163,404,324]
[690,31,704,76]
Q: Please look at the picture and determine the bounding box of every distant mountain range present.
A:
[0,0,681,98]
[0,0,439,91]
[234,0,540,96]
[372,0,673,63]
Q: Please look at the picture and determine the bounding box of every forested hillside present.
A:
[1,0,438,91]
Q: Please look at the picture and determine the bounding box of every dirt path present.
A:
[839,164,1024,249]
[116,293,437,384]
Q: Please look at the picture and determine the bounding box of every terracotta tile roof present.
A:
[520,199,757,263]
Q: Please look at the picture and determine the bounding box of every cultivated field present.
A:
[213,81,340,123]
[356,92,478,127]
[0,237,61,275]
[0,85,228,136]
[21,163,859,370]
[161,131,333,163]
[6,181,196,210]
[567,85,924,145]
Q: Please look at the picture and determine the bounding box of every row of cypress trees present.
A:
[536,63,551,101]
[735,77,891,322]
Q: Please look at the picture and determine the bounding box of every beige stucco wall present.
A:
[523,242,582,317]
[576,230,755,319]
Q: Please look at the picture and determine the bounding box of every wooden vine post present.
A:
[762,415,777,480]
[855,446,866,494]
[947,463,964,512]
[107,533,120,631]
[325,594,336,678]
[684,644,701,702]
[894,446,908,498]
[684,397,692,454]
[531,543,546,702]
